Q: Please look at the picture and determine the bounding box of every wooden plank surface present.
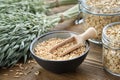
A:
[0,3,120,80]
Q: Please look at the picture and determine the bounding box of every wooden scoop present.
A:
[50,27,97,56]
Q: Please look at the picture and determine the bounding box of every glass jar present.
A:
[102,22,120,76]
[79,0,120,44]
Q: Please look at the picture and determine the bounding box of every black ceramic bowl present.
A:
[30,31,90,73]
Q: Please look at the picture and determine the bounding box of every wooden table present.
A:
[0,4,119,80]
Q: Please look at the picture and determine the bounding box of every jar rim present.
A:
[80,0,120,16]
[102,22,120,49]
[103,22,120,40]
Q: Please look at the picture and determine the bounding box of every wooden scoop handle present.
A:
[80,27,97,41]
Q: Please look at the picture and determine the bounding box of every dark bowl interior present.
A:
[30,31,90,73]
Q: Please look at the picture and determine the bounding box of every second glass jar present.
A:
[102,22,120,76]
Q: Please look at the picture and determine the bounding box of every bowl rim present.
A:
[30,30,90,62]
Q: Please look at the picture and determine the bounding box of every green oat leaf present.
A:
[0,52,4,63]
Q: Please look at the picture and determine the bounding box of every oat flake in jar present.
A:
[79,0,120,44]
[102,22,120,77]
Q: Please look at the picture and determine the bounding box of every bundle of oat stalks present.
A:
[0,0,80,67]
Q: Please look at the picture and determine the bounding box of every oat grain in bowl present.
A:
[102,22,120,76]
[34,38,85,60]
